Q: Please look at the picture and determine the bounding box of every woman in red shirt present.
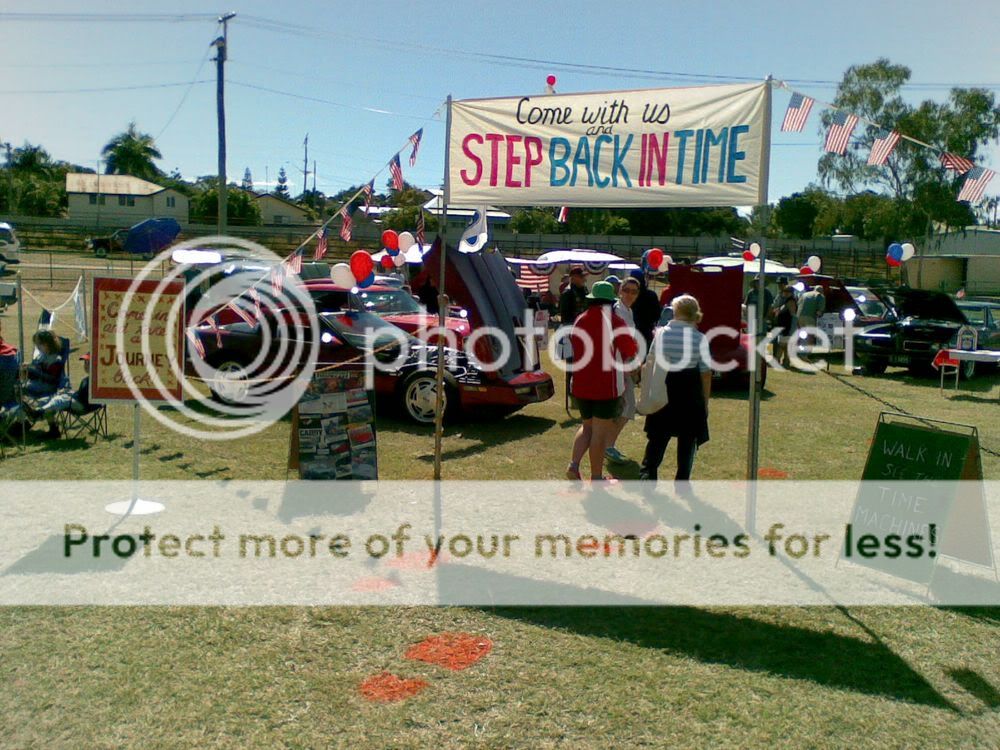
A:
[566,281,639,481]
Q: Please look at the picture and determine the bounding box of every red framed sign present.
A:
[90,276,186,404]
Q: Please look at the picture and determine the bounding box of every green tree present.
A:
[101,121,163,181]
[817,58,1000,235]
[10,142,54,177]
[274,167,290,199]
[190,188,263,226]
[386,180,430,207]
[510,208,561,234]
[379,206,438,233]
[774,192,820,239]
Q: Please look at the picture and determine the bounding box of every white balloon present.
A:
[658,255,673,272]
[398,231,416,252]
[901,242,916,261]
[748,242,761,258]
[331,263,355,287]
[807,255,822,273]
[392,252,407,267]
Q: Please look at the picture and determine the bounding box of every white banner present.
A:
[446,81,771,208]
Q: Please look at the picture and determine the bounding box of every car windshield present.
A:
[0,229,14,243]
[318,311,417,349]
[310,289,352,313]
[957,304,986,325]
[356,289,422,314]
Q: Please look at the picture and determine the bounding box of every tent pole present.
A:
[433,96,453,481]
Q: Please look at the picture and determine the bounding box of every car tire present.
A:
[400,371,453,424]
[861,357,888,375]
[208,358,252,405]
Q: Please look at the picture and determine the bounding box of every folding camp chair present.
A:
[0,344,25,458]
[58,401,108,442]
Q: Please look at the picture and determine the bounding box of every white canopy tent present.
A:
[695,255,799,276]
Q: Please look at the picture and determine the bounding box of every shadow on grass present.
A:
[711,386,776,402]
[486,598,954,709]
[872,368,999,394]
[946,667,1000,709]
[4,534,135,576]
[379,413,557,463]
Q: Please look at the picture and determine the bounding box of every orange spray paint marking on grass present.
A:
[405,633,493,671]
[351,576,398,592]
[359,672,428,702]
[758,467,789,479]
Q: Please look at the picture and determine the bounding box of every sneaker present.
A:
[605,446,628,464]
[45,424,60,440]
[566,465,582,481]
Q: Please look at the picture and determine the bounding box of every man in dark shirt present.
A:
[558,267,588,324]
[33,353,92,439]
[629,270,661,349]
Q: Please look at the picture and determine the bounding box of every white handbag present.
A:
[636,329,669,415]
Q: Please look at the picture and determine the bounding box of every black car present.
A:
[853,289,998,377]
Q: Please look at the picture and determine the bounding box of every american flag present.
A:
[362,180,374,211]
[824,111,858,155]
[867,129,900,166]
[516,265,551,294]
[248,286,262,322]
[940,152,974,174]
[285,249,303,275]
[270,265,284,295]
[957,166,996,204]
[205,315,223,347]
[557,206,569,223]
[416,210,425,246]
[408,128,423,167]
[314,227,328,260]
[781,92,814,133]
[228,299,256,327]
[186,328,205,360]
[339,208,353,242]
[389,154,404,191]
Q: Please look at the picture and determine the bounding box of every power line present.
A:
[0,12,221,22]
[0,80,213,94]
[155,30,219,140]
[227,81,441,121]
[239,15,1000,91]
[0,59,205,69]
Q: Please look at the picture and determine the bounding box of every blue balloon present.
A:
[357,271,376,288]
[386,247,400,257]
[887,242,904,261]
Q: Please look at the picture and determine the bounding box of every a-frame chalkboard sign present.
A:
[846,412,995,586]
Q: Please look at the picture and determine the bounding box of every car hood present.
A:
[381,312,471,336]
[885,289,966,323]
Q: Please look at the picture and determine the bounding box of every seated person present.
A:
[28,353,92,439]
[0,324,21,427]
[23,330,65,400]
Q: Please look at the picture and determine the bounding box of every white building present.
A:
[65,173,189,225]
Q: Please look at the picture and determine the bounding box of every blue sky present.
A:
[3,0,998,205]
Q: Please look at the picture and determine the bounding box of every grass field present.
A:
[3,289,1000,747]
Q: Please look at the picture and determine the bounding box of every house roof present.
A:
[421,189,511,220]
[66,173,166,196]
[252,193,309,215]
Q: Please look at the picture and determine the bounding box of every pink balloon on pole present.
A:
[647,248,664,270]
[350,250,374,282]
[381,230,399,251]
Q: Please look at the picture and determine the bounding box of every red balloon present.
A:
[742,250,755,261]
[350,250,374,282]
[886,255,902,268]
[381,230,399,251]
[799,265,813,275]
[647,248,664,269]
[380,255,394,270]
[546,75,557,86]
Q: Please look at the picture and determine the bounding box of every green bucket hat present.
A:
[586,280,617,302]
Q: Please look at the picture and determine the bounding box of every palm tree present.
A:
[101,122,163,181]
[10,142,54,177]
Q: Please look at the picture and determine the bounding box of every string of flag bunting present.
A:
[777,81,996,204]
[188,112,439,344]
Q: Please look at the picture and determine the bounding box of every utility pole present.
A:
[300,133,310,200]
[213,12,236,234]
[312,160,317,193]
[4,143,15,215]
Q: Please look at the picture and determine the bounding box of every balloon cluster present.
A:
[642,247,672,274]
[379,230,416,270]
[742,242,761,261]
[330,251,376,289]
[886,242,915,268]
[799,255,822,275]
